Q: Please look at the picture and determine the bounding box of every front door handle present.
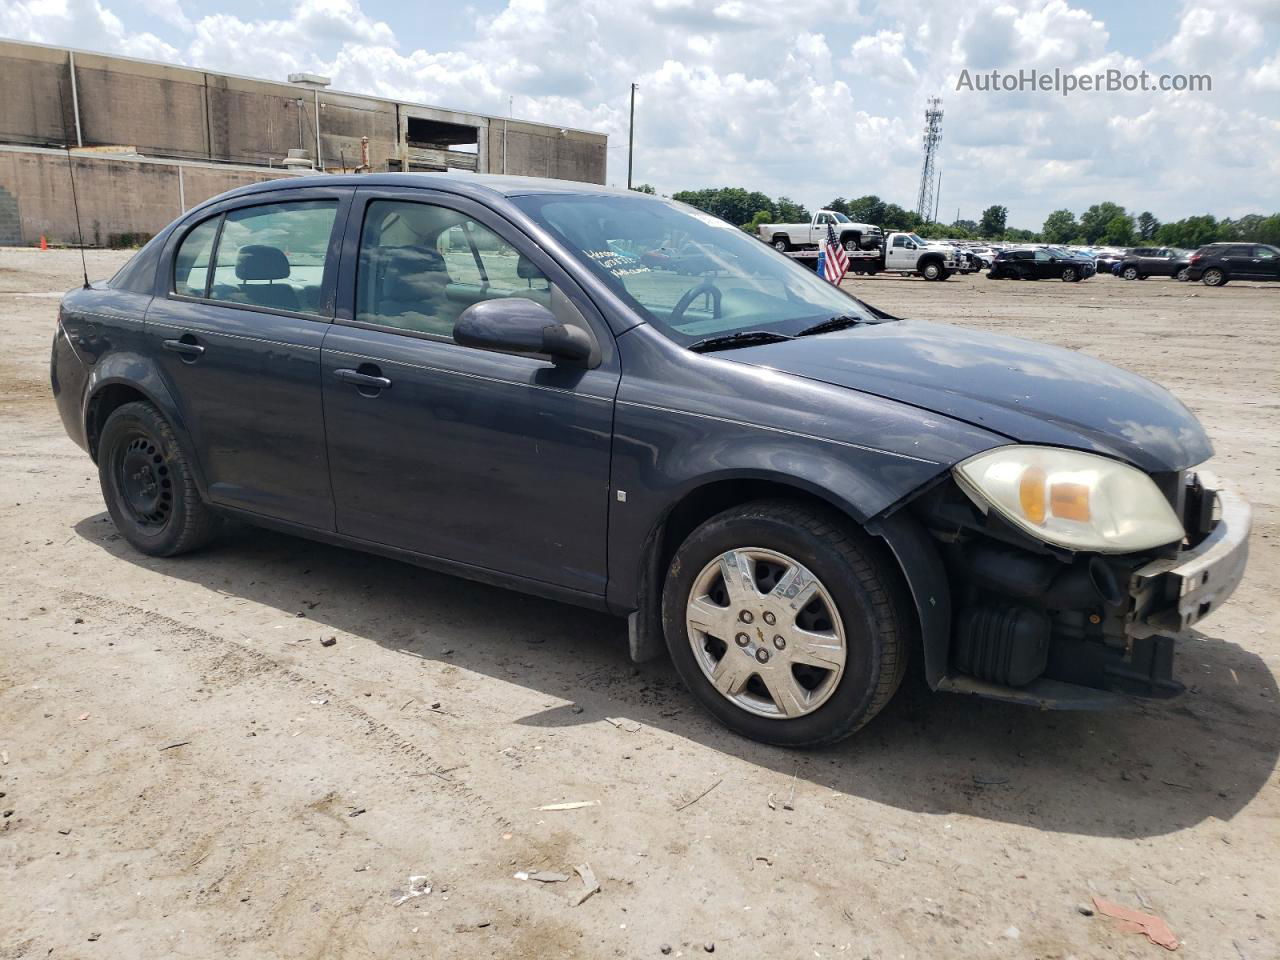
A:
[162,337,205,359]
[334,367,392,390]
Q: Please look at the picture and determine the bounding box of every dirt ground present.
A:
[1,248,1277,960]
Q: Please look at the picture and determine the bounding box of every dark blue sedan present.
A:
[51,173,1250,746]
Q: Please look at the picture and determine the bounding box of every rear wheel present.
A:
[99,401,216,557]
[772,236,790,253]
[661,500,910,747]
[1202,267,1227,286]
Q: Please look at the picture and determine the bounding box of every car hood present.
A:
[725,320,1211,473]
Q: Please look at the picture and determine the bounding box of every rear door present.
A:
[320,187,619,595]
[148,187,350,529]
[1221,244,1257,278]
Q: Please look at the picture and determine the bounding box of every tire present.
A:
[921,260,943,281]
[98,400,216,557]
[772,236,790,253]
[843,237,859,253]
[1202,267,1227,287]
[939,269,952,280]
[1122,266,1139,280]
[1176,268,1189,282]
[661,500,910,747]
[1061,266,1078,282]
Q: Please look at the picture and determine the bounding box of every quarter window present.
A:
[174,217,219,298]
[354,199,549,337]
[1254,247,1276,260]
[206,200,338,315]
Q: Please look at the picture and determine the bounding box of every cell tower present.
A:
[915,97,943,222]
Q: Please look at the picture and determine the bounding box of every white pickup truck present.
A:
[759,210,883,253]
[850,231,962,280]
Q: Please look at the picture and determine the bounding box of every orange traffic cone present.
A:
[39,235,47,251]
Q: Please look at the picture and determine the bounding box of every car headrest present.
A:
[516,255,545,281]
[381,246,448,301]
[235,244,290,281]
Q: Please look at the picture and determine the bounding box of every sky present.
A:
[2,0,1278,230]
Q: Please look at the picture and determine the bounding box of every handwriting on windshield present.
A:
[587,250,652,277]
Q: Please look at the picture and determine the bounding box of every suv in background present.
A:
[1186,242,1280,286]
[1117,247,1192,281]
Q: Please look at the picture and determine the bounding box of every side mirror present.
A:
[453,298,594,367]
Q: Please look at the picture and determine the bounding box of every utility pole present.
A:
[627,83,637,190]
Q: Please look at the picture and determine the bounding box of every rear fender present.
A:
[84,354,209,495]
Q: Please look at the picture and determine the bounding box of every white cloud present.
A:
[2,0,1277,226]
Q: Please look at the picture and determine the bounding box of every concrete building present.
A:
[0,38,608,246]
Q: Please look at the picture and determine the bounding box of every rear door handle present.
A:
[334,367,392,390]
[162,338,205,358]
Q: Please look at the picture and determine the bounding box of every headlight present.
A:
[953,446,1185,553]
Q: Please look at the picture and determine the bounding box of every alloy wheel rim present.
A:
[686,547,847,719]
[115,432,173,531]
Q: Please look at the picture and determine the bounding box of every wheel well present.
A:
[771,233,789,243]
[86,384,149,461]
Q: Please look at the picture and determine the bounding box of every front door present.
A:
[148,189,348,529]
[320,189,619,596]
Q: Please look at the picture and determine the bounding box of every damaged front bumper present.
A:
[928,471,1252,710]
[1128,472,1251,640]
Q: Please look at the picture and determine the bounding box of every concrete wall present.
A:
[0,39,605,182]
[487,120,608,183]
[0,146,301,247]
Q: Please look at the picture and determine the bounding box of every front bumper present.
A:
[1128,472,1251,640]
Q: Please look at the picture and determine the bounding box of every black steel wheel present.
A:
[99,401,216,557]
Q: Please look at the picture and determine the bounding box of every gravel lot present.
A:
[2,248,1277,959]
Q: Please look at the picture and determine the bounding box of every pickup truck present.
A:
[760,210,883,253]
[841,232,962,280]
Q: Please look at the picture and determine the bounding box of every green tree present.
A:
[670,187,776,227]
[774,196,809,222]
[880,203,919,231]
[1004,228,1039,242]
[952,218,978,234]
[1041,209,1079,245]
[847,195,888,225]
[1079,202,1127,244]
[1136,211,1159,241]
[1102,213,1136,246]
[979,205,1008,237]
[743,210,774,235]
[1153,214,1219,248]
[825,197,851,215]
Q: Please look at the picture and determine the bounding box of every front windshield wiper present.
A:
[794,314,868,338]
[687,330,795,353]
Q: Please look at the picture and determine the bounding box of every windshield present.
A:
[511,194,879,344]
[906,233,927,246]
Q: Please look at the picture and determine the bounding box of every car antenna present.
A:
[56,77,91,289]
[64,145,91,290]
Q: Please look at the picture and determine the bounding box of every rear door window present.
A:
[206,200,338,316]
[174,217,219,298]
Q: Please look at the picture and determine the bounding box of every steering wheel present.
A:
[669,279,723,323]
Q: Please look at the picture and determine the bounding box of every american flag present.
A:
[822,223,849,284]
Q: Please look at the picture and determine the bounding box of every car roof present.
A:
[208,172,638,206]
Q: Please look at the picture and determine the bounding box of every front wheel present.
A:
[661,500,910,747]
[99,401,216,557]
[921,260,943,281]
[1122,266,1140,280]
[1202,267,1227,286]
[1061,266,1078,282]
[1176,268,1189,281]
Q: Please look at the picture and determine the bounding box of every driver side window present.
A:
[355,200,549,337]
